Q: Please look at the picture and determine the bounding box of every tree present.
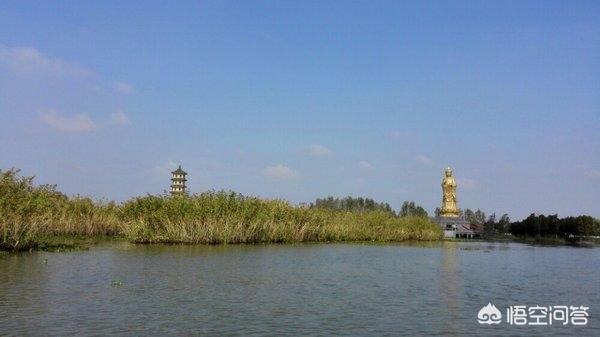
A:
[497,214,510,234]
[485,213,497,233]
[463,208,486,225]
[463,209,474,223]
[462,208,486,232]
[510,214,599,240]
[559,215,599,239]
[399,201,428,218]
[474,209,486,225]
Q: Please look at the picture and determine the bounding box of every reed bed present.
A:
[121,192,441,244]
[0,169,442,252]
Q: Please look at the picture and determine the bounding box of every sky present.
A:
[0,1,598,220]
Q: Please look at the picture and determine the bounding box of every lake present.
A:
[1,242,598,336]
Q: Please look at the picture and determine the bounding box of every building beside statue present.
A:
[170,165,187,196]
[432,167,480,238]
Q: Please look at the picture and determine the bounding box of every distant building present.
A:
[170,165,187,196]
[471,222,485,233]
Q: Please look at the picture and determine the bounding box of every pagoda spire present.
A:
[170,165,187,196]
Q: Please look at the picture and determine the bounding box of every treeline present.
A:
[311,197,428,218]
[310,196,394,214]
[510,214,599,239]
[460,209,600,240]
[436,205,599,240]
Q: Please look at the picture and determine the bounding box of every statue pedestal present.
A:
[432,216,476,238]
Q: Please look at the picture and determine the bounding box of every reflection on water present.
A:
[0,242,598,336]
[441,242,460,336]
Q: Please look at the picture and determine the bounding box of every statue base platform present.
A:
[431,216,479,238]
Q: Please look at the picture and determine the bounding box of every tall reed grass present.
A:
[0,169,122,251]
[121,192,441,244]
[0,169,442,251]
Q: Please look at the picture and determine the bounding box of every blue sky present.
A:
[1,1,598,219]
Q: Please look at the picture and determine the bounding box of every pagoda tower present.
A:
[170,165,187,196]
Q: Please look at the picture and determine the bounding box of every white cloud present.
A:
[115,81,134,94]
[358,160,373,170]
[110,110,131,126]
[389,130,411,140]
[0,46,90,77]
[38,110,94,133]
[458,177,480,190]
[151,160,179,176]
[309,144,332,157]
[586,169,600,179]
[416,155,434,166]
[262,165,298,180]
[2,46,135,136]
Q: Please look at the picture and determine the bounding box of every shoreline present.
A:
[2,169,598,254]
[3,234,598,256]
[1,233,444,254]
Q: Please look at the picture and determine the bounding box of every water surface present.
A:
[1,242,598,336]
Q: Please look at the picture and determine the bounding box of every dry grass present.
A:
[122,195,440,244]
[1,169,442,252]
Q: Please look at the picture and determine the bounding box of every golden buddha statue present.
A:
[440,167,459,217]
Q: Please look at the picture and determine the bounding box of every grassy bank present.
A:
[446,233,600,247]
[1,169,442,252]
[510,235,600,247]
